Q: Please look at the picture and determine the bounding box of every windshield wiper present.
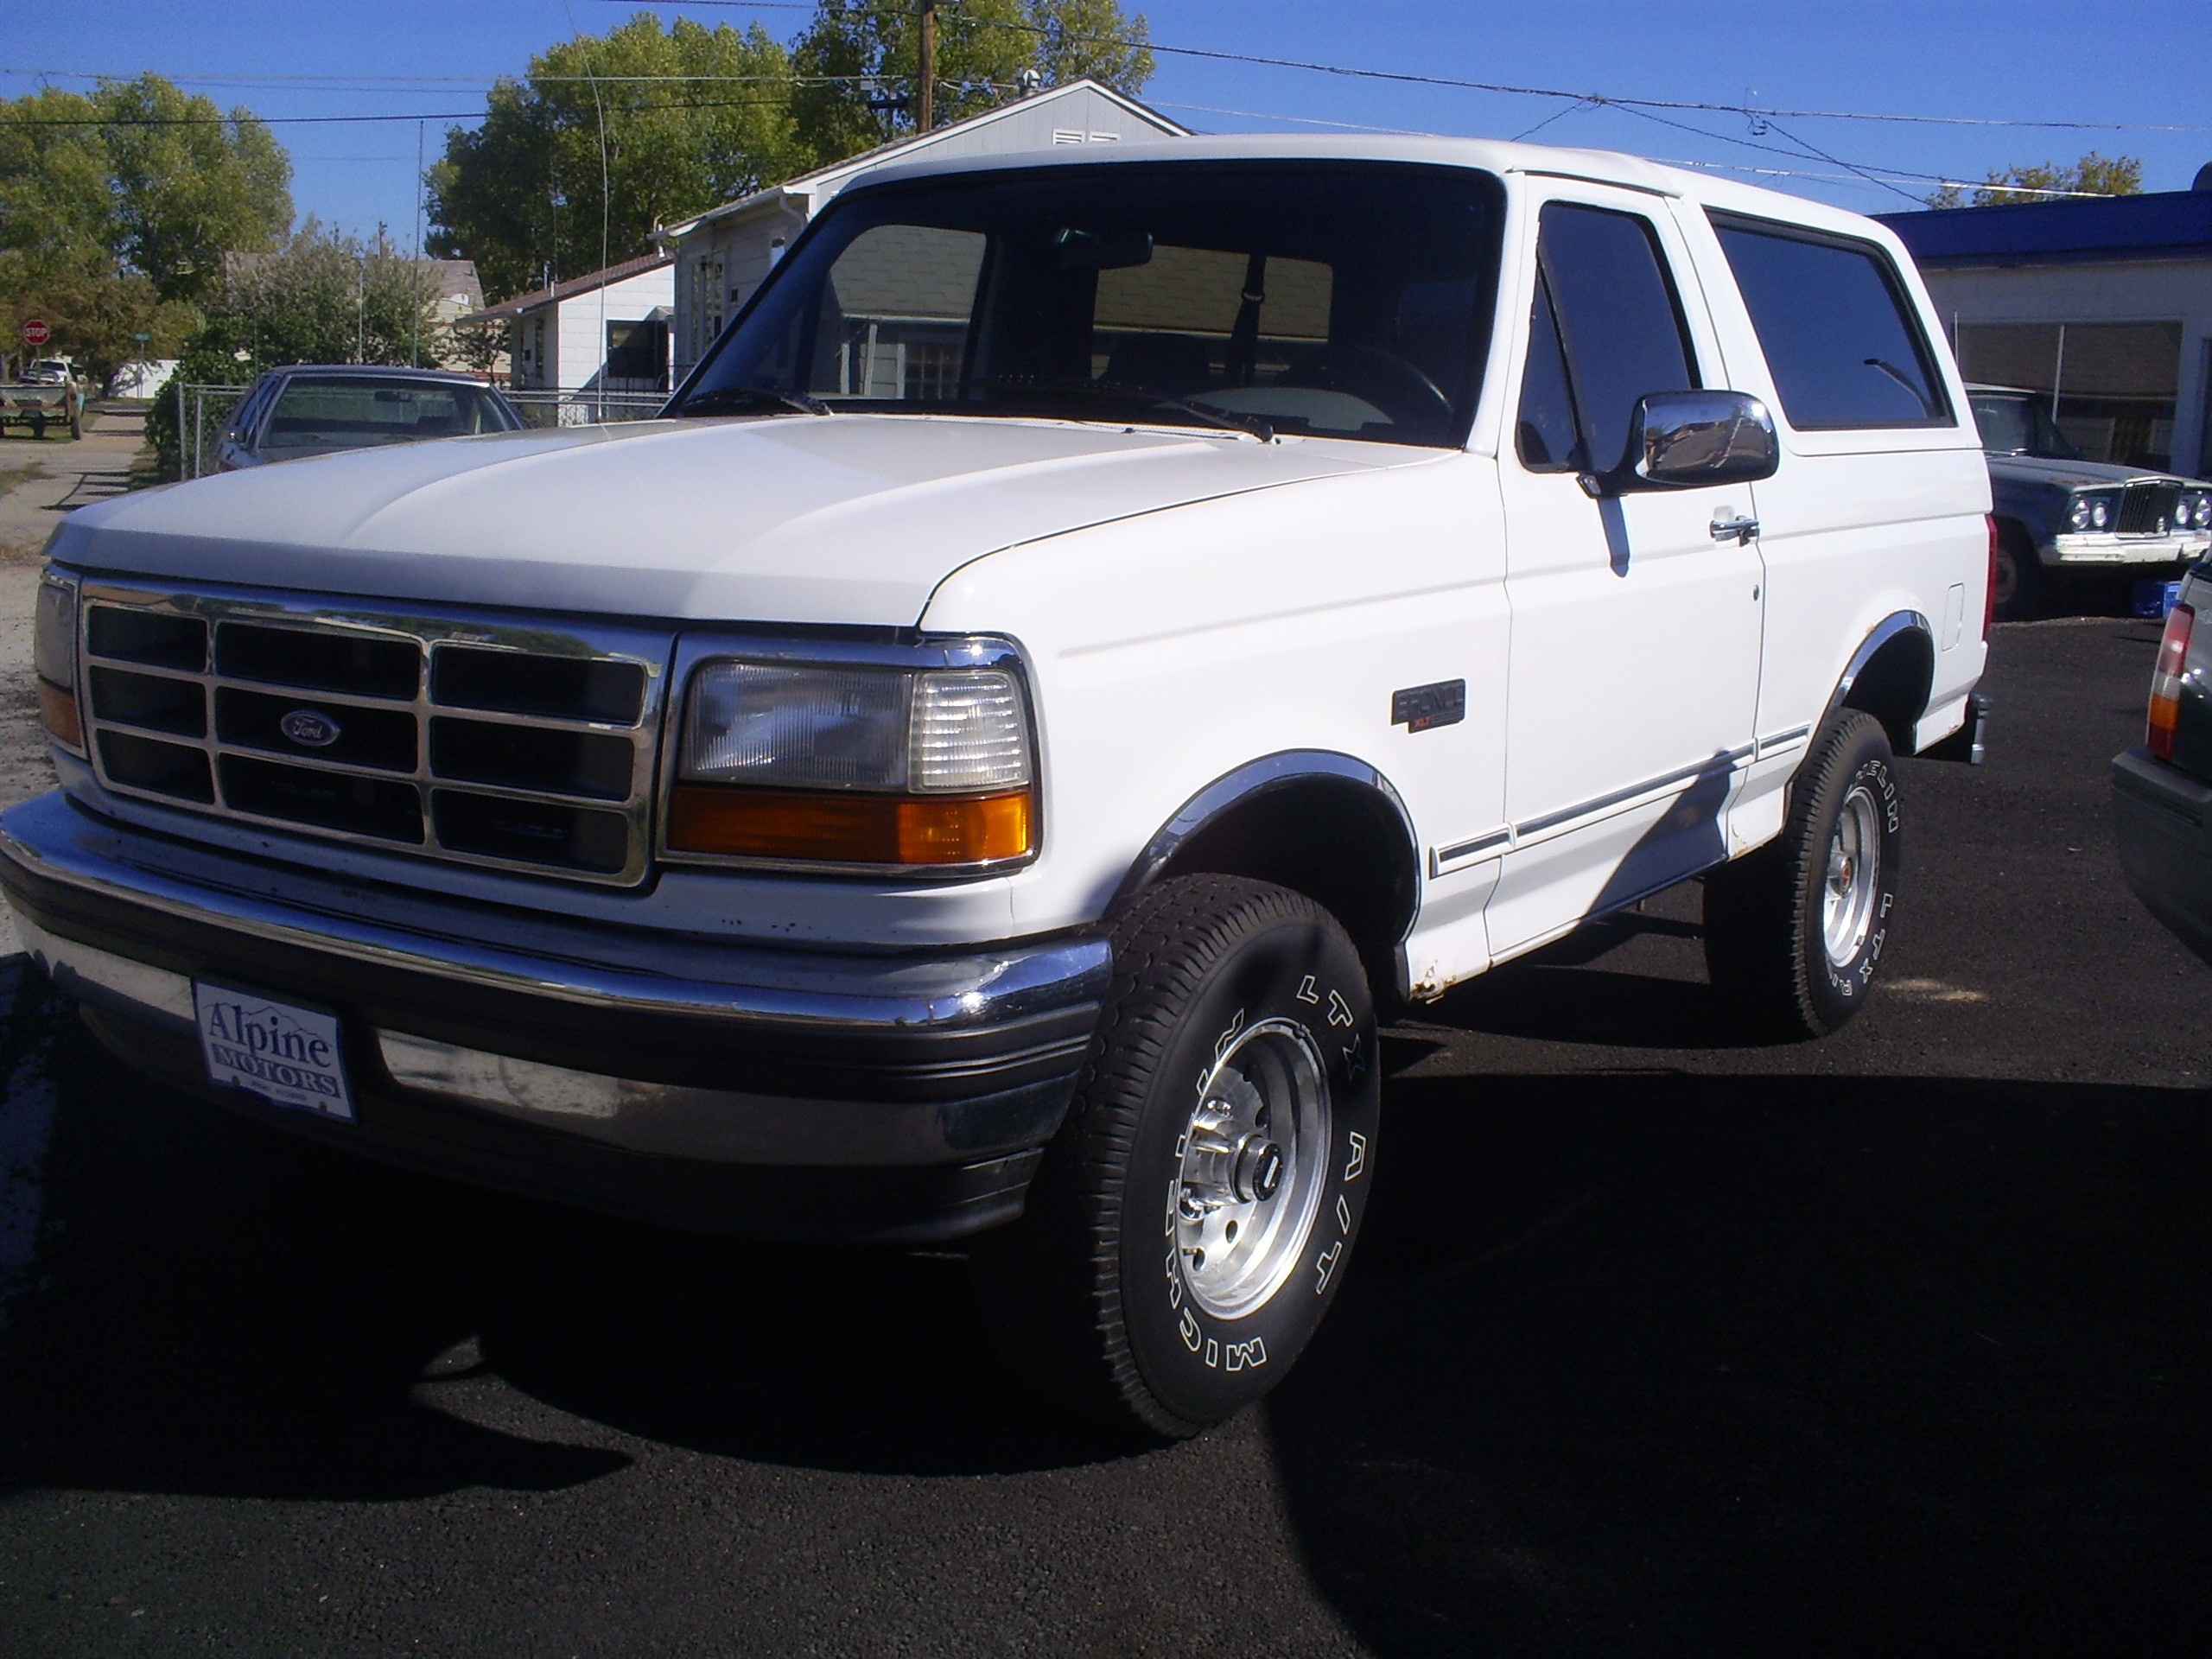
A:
[678,384,830,418]
[985,376,1275,442]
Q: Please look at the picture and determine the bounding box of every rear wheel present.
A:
[975,874,1380,1440]
[1705,710,1901,1039]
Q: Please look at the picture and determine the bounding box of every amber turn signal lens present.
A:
[669,784,1034,867]
[37,678,81,750]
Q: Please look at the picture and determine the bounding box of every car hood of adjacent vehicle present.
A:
[50,414,1418,626]
[1985,452,2207,493]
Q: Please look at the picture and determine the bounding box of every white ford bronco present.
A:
[8,137,1991,1439]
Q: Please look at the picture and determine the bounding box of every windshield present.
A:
[676,161,1505,448]
[1969,391,2081,461]
[261,378,517,450]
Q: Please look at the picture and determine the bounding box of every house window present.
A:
[606,318,670,391]
[1955,319,2183,470]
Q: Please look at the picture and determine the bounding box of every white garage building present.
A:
[659,79,1185,383]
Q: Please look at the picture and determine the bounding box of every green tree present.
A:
[428,12,806,303]
[0,87,119,276]
[145,222,443,477]
[790,0,1154,167]
[94,75,292,301]
[210,222,442,371]
[0,252,195,387]
[1927,150,2144,209]
[0,75,291,387]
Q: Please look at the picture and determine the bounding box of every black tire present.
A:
[1704,710,1901,1039]
[1991,522,2046,620]
[975,874,1381,1440]
[29,413,44,440]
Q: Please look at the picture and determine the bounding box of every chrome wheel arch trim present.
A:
[1819,609,1936,748]
[1109,748,1421,933]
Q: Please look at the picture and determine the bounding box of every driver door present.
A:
[1484,188,1767,956]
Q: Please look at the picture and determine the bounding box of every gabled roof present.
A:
[1878,188,2212,269]
[658,79,1186,241]
[457,251,674,323]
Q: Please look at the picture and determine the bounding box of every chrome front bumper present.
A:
[2048,531,2212,568]
[0,791,1111,1241]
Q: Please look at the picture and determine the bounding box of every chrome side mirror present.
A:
[1631,390,1778,488]
[1584,391,1779,495]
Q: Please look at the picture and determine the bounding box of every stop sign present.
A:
[21,319,49,346]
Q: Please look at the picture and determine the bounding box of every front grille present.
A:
[2118,481,2183,537]
[78,583,671,886]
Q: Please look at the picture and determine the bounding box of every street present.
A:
[1,602,2208,1656]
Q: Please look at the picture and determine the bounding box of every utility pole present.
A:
[412,120,424,368]
[917,0,937,132]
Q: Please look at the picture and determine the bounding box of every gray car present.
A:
[216,365,523,472]
[1970,385,2212,617]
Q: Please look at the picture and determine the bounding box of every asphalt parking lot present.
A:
[2,609,2209,1656]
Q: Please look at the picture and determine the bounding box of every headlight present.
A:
[2183,492,2212,531]
[34,572,82,752]
[669,657,1035,869]
[2069,493,2113,533]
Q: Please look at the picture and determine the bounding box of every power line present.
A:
[593,2,2212,133]
[0,96,805,126]
[3,68,895,86]
[1152,98,2120,202]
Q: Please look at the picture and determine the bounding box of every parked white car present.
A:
[9,136,1991,1439]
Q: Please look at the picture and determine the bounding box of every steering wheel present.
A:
[1273,346,1454,428]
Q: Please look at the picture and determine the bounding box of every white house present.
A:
[456,252,677,394]
[659,79,1185,380]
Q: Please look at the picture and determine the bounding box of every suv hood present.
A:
[1985,452,2207,493]
[51,415,1413,626]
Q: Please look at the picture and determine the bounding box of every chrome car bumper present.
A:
[0,790,1111,1242]
[2048,531,2211,568]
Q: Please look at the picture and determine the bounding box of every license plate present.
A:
[194,982,355,1122]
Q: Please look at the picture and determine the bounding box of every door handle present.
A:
[1710,512,1759,546]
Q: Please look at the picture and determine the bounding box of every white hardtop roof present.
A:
[850,131,1906,248]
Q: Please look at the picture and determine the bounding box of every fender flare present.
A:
[1816,609,1936,751]
[1109,748,1421,939]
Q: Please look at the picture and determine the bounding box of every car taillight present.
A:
[2148,601,2195,760]
[1984,515,1999,639]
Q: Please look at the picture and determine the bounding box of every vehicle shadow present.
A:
[0,977,1116,1504]
[1412,906,1770,1050]
[1264,1067,2212,1656]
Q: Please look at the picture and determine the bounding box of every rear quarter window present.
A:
[1709,212,1954,431]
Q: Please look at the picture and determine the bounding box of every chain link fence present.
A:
[175,384,251,480]
[504,390,667,429]
[175,383,668,480]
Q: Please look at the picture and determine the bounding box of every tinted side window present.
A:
[1516,271,1581,468]
[1525,203,1700,474]
[1712,214,1952,429]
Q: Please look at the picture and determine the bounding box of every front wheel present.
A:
[975,875,1380,1440]
[1991,524,2046,620]
[1705,710,1901,1039]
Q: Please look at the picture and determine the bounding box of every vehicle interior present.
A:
[680,161,1506,448]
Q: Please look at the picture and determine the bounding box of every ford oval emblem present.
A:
[280,709,341,748]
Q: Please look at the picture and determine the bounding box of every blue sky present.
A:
[9,1,2210,245]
